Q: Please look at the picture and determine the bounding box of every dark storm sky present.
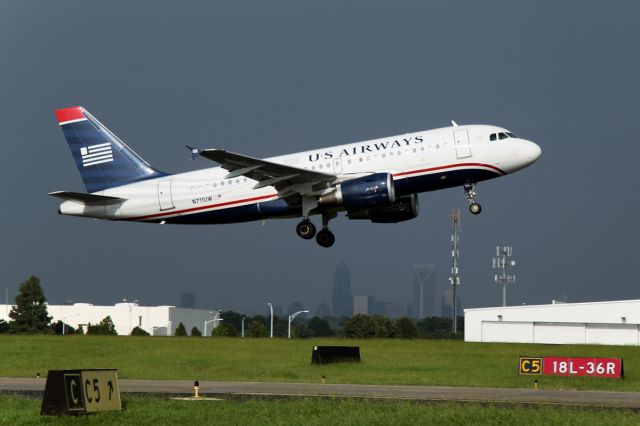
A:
[1,1,639,315]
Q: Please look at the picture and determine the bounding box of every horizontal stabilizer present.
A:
[48,191,125,205]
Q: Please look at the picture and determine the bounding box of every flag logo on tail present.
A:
[80,143,113,167]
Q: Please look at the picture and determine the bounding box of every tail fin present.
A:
[55,106,167,193]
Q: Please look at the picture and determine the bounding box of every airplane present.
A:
[50,106,541,247]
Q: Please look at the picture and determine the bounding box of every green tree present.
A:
[343,314,375,338]
[371,316,396,338]
[174,322,187,336]
[9,276,52,334]
[394,317,418,339]
[87,316,118,335]
[246,321,267,337]
[307,317,334,337]
[131,326,150,336]
[212,323,238,337]
[0,319,11,334]
[291,322,310,338]
[190,326,202,336]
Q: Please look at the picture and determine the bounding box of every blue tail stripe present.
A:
[59,110,167,192]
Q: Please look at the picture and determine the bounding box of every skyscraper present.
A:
[332,260,353,317]
[413,265,436,318]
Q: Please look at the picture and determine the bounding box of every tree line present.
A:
[1,276,463,338]
[173,311,464,339]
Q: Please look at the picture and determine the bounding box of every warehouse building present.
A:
[464,299,640,346]
[0,302,219,336]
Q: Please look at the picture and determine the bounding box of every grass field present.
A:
[1,394,639,426]
[1,335,639,391]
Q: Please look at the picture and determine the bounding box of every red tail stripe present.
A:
[55,106,85,124]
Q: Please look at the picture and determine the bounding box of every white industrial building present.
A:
[465,299,640,346]
[0,302,220,336]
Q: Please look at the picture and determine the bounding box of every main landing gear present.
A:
[295,211,336,248]
[464,183,482,215]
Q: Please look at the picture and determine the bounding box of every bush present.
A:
[190,326,202,337]
[307,317,334,337]
[87,316,118,335]
[246,321,267,337]
[212,323,239,337]
[395,317,418,339]
[175,322,187,336]
[131,326,150,336]
[51,320,76,335]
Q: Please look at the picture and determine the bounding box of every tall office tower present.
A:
[413,265,436,318]
[179,292,195,309]
[332,260,353,317]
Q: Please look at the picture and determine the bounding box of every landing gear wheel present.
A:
[469,202,482,215]
[316,229,335,248]
[296,220,316,240]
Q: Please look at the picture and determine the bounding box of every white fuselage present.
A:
[58,124,541,224]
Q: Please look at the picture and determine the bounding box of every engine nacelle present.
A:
[319,173,395,210]
[347,194,419,223]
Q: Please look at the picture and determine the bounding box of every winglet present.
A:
[185,145,202,160]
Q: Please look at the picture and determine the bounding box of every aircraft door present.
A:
[158,180,175,211]
[453,129,472,158]
[333,158,343,174]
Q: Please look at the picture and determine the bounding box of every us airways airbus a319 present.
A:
[50,107,541,247]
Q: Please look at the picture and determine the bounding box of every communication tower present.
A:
[448,210,461,333]
[493,246,516,307]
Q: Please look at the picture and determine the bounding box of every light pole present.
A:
[288,310,309,339]
[241,316,246,338]
[62,314,80,335]
[204,311,224,336]
[267,302,274,338]
[213,310,223,330]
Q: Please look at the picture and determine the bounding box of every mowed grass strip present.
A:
[1,394,639,426]
[1,336,639,391]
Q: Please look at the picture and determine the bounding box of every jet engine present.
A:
[347,194,419,223]
[318,173,395,209]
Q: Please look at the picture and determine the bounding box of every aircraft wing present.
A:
[189,148,336,192]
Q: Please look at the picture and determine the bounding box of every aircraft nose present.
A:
[521,139,542,165]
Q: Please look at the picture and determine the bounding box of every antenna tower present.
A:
[493,246,516,307]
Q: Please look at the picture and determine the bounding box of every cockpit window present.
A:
[490,131,518,141]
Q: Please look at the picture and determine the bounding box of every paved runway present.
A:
[2,378,639,409]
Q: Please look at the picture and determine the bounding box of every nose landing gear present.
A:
[464,183,482,215]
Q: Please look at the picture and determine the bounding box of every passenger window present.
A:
[490,133,497,141]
